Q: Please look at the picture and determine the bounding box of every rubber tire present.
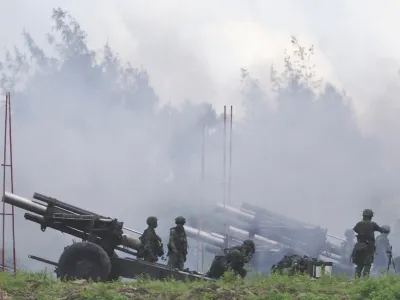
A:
[57,242,111,282]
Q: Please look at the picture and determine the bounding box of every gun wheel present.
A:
[57,242,111,282]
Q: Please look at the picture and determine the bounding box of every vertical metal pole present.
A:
[223,106,228,248]
[196,222,200,271]
[201,123,205,182]
[1,94,8,272]
[223,106,226,208]
[228,106,233,205]
[201,241,204,273]
[8,93,16,275]
[198,122,206,272]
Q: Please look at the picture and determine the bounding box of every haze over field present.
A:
[0,1,400,270]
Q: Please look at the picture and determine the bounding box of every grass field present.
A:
[0,271,399,299]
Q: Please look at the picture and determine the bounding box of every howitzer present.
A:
[214,202,343,258]
[188,202,353,276]
[3,192,213,282]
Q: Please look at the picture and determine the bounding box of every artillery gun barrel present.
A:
[241,202,344,243]
[242,202,308,227]
[24,212,140,252]
[4,192,141,253]
[3,192,46,215]
[215,203,254,223]
[122,226,143,235]
[214,203,305,245]
[185,224,284,251]
[184,225,225,247]
[31,198,143,236]
[33,192,99,216]
[215,202,347,259]
[227,226,283,249]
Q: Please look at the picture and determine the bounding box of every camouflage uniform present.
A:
[271,254,327,277]
[138,216,164,263]
[167,216,188,270]
[352,209,390,278]
[340,229,355,265]
[271,254,308,275]
[206,239,255,279]
[374,225,391,273]
[229,239,256,264]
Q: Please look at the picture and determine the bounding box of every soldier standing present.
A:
[374,225,391,273]
[138,216,164,263]
[167,216,188,270]
[352,209,390,278]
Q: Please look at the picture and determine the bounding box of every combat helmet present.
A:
[243,239,256,251]
[382,225,391,234]
[226,248,243,264]
[146,216,158,226]
[362,209,374,218]
[175,216,186,225]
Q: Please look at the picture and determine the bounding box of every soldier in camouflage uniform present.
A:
[270,254,329,277]
[167,216,188,270]
[206,239,256,279]
[373,225,391,273]
[271,254,308,276]
[352,209,390,278]
[230,239,256,264]
[340,229,355,265]
[137,216,164,263]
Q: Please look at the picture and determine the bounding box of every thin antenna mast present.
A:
[223,105,226,208]
[197,121,206,272]
[1,92,16,274]
[223,106,228,248]
[228,106,233,205]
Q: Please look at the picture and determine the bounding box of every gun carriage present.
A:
[2,192,213,282]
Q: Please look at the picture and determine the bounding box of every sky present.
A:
[1,1,400,271]
[2,0,400,114]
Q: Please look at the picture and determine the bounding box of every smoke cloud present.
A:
[0,3,399,272]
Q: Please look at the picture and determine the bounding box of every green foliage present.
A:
[0,271,400,299]
[270,35,322,93]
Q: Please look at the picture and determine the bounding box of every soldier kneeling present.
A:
[206,239,255,279]
[271,254,308,276]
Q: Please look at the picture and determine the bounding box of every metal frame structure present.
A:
[1,92,16,274]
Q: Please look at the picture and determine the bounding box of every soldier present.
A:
[352,209,390,278]
[137,216,164,263]
[206,239,256,279]
[271,254,307,276]
[374,225,391,273]
[229,239,256,264]
[340,229,356,264]
[167,216,188,270]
